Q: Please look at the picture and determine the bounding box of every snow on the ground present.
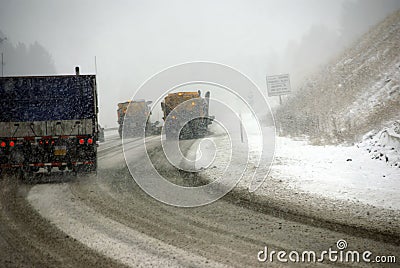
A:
[103,121,400,211]
[28,183,225,268]
[196,128,400,211]
[272,136,400,210]
[103,128,120,140]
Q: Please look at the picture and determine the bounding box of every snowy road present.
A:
[0,131,399,267]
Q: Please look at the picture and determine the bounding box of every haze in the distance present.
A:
[0,0,399,127]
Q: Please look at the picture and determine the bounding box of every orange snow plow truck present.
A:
[117,100,161,138]
[161,91,214,140]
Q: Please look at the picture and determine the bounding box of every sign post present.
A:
[239,113,244,143]
[1,53,3,77]
[266,74,291,104]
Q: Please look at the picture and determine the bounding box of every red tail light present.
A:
[9,141,15,147]
[39,140,43,145]
[0,141,6,147]
[79,139,85,145]
[87,138,93,144]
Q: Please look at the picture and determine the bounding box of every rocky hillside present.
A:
[276,9,400,144]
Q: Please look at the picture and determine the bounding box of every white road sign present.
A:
[266,74,291,97]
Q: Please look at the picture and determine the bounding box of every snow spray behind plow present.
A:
[122,62,276,207]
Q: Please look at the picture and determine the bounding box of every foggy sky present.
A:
[0,0,399,127]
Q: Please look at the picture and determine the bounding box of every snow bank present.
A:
[273,136,400,210]
[359,121,400,169]
[195,131,400,211]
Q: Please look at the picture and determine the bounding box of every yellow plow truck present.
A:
[161,91,214,140]
[117,100,160,138]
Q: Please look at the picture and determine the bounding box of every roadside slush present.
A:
[190,134,400,245]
